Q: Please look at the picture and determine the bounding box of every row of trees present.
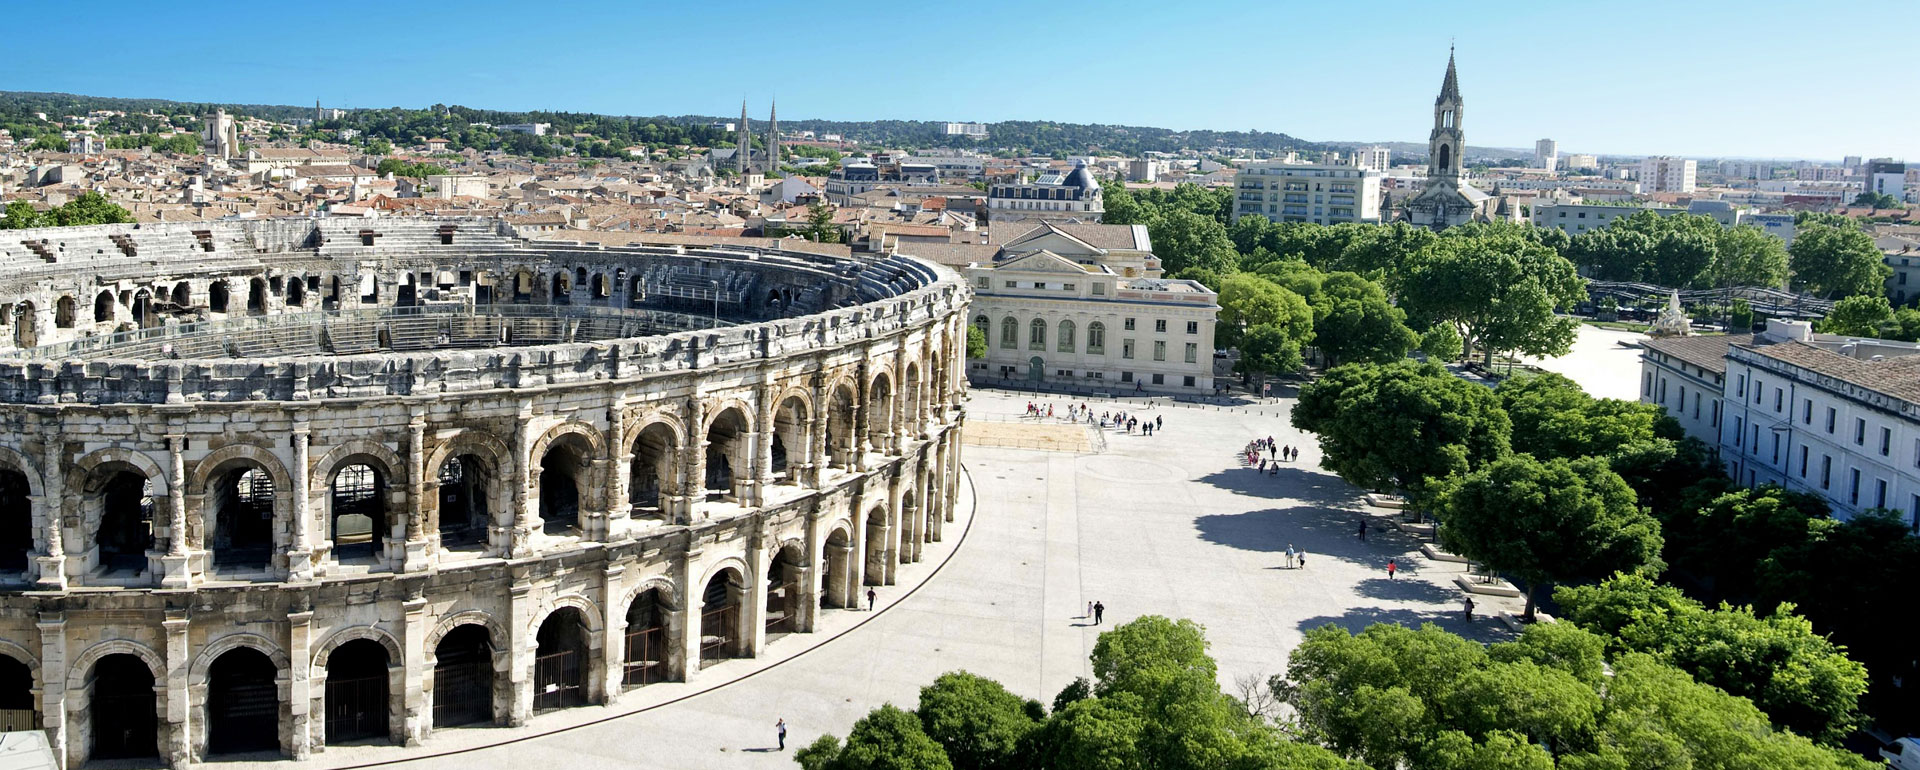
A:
[799,614,1872,770]
[0,192,134,230]
[1293,364,1883,744]
[1565,209,1888,300]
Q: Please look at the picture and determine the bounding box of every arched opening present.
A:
[821,528,852,608]
[771,397,808,483]
[0,470,30,573]
[54,296,74,329]
[431,625,494,728]
[972,314,989,345]
[628,423,677,517]
[94,291,115,323]
[538,435,592,536]
[330,463,386,562]
[396,273,417,307]
[0,655,31,731]
[867,374,894,453]
[92,468,155,574]
[246,277,267,315]
[1028,318,1046,350]
[623,589,668,687]
[513,271,533,303]
[286,276,306,307]
[1087,321,1106,354]
[533,608,589,712]
[765,288,783,314]
[209,466,274,571]
[205,647,280,756]
[591,273,609,302]
[825,385,857,469]
[550,273,571,305]
[703,408,749,500]
[172,282,190,308]
[864,510,887,585]
[766,545,804,639]
[699,569,744,666]
[436,455,489,550]
[131,291,153,329]
[1056,320,1075,353]
[12,302,32,347]
[209,281,230,313]
[324,639,391,745]
[999,317,1017,349]
[1438,143,1452,174]
[628,275,645,306]
[88,654,157,760]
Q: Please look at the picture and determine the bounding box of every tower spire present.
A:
[737,100,750,177]
[766,97,779,172]
[1438,46,1460,104]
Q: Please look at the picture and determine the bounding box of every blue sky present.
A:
[5,0,1912,160]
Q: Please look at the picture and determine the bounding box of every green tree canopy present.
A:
[1147,208,1239,276]
[1436,455,1663,618]
[0,192,134,230]
[1418,324,1463,363]
[915,672,1040,770]
[1216,275,1312,350]
[1312,272,1417,368]
[1398,223,1585,364]
[1292,361,1511,499]
[1495,372,1677,461]
[1790,220,1889,299]
[801,703,955,770]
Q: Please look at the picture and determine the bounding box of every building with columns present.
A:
[0,217,970,766]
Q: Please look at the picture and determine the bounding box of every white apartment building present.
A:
[1866,160,1907,201]
[1641,322,1920,528]
[965,223,1218,393]
[943,122,989,137]
[985,162,1103,224]
[1562,153,1598,171]
[1230,162,1382,226]
[1353,146,1391,171]
[1534,138,1558,171]
[1638,156,1697,193]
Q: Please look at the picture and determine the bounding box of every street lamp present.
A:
[709,279,720,329]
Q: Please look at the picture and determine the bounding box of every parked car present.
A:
[1884,737,1920,770]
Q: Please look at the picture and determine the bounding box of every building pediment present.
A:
[995,249,1090,274]
[999,223,1104,258]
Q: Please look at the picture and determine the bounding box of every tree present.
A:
[1216,275,1311,350]
[1818,294,1899,338]
[1710,225,1791,290]
[27,134,64,152]
[1790,220,1889,299]
[1312,272,1417,367]
[817,704,955,770]
[366,138,393,155]
[1147,209,1238,276]
[806,201,842,243]
[1,192,132,230]
[966,326,988,359]
[1419,325,1462,363]
[1236,324,1303,381]
[1495,372,1675,461]
[1852,191,1901,209]
[1556,574,1869,744]
[1421,730,1554,770]
[1398,224,1585,365]
[1292,361,1511,499]
[915,672,1039,770]
[1436,455,1663,618]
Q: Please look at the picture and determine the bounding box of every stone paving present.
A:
[1519,323,1649,401]
[257,387,1519,770]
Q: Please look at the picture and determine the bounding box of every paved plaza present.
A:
[1519,323,1648,401]
[247,387,1521,770]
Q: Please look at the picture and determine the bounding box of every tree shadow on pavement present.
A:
[1294,606,1516,644]
[1194,466,1366,511]
[1194,506,1427,567]
[1352,576,1456,605]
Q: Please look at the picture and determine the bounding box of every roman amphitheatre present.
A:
[0,217,968,766]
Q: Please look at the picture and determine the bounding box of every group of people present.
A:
[1245,436,1299,472]
[1284,543,1308,569]
[1085,600,1106,624]
[1112,412,1161,435]
[1024,402,1165,436]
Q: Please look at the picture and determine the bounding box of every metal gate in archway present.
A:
[532,648,584,712]
[622,624,667,686]
[699,604,737,666]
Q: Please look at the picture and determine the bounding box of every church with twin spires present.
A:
[1403,49,1495,230]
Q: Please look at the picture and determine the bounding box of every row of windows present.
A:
[975,316,1202,362]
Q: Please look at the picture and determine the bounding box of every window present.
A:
[1773,388,1782,412]
[1003,281,1017,288]
[1733,416,1743,448]
[1821,455,1832,489]
[1826,407,1836,433]
[1771,433,1780,464]
[1092,283,1106,296]
[1122,339,1134,360]
[1678,389,1685,411]
[1800,446,1809,477]
[1121,371,1133,382]
[1184,343,1198,363]
[1124,318,1136,331]
[1154,319,1167,333]
[1151,374,1164,385]
[1753,378,1763,404]
[1029,319,1046,350]
[1186,321,1199,334]
[1803,399,1813,424]
[1849,468,1861,505]
[1000,317,1017,349]
[1057,320,1075,353]
[1854,418,1866,445]
[976,277,989,289]
[1087,322,1105,355]
[1881,427,1892,456]
[1736,374,1746,398]
[1711,400,1720,428]
[1643,373,1653,396]
[1876,478,1888,509]
[1153,341,1166,361]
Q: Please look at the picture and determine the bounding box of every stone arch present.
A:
[700,398,757,433]
[425,429,513,550]
[312,439,406,488]
[314,440,404,561]
[423,429,514,485]
[0,446,45,499]
[68,639,165,690]
[191,443,292,502]
[620,575,684,614]
[187,632,290,686]
[69,446,170,497]
[424,611,509,658]
[526,420,606,469]
[311,625,404,670]
[619,411,687,457]
[193,443,292,568]
[530,595,605,636]
[696,555,754,596]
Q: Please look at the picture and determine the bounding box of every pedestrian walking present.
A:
[1463,597,1475,623]
[1156,416,1163,430]
[1387,559,1398,579]
[1286,543,1297,569]
[1093,601,1105,624]
[1297,549,1307,569]
[777,718,788,750]
[1357,519,1368,541]
[866,588,877,611]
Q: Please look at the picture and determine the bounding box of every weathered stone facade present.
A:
[0,218,970,766]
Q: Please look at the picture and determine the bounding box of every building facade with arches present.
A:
[0,217,970,766]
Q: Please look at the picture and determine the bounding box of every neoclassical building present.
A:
[0,218,970,766]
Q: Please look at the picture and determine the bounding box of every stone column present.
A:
[891,345,908,454]
[847,486,867,592]
[507,402,535,556]
[930,441,947,542]
[506,582,533,725]
[287,424,313,580]
[751,380,774,506]
[601,564,626,701]
[605,403,630,540]
[677,547,702,680]
[35,431,65,590]
[36,612,65,767]
[162,610,190,765]
[883,471,903,584]
[945,429,961,523]
[800,512,823,632]
[159,434,191,588]
[287,610,314,757]
[400,597,428,745]
[853,362,872,471]
[806,374,827,488]
[744,528,767,658]
[685,397,708,521]
[402,414,430,572]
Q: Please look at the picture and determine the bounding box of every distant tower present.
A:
[736,100,751,177]
[1404,48,1479,231]
[315,99,322,124]
[202,108,238,160]
[765,98,779,172]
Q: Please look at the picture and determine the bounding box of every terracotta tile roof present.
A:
[1640,333,1754,376]
[1740,339,1920,405]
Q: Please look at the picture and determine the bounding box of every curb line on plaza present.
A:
[329,462,983,769]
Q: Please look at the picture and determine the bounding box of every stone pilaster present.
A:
[287,423,313,580]
[35,429,65,590]
[158,434,191,588]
